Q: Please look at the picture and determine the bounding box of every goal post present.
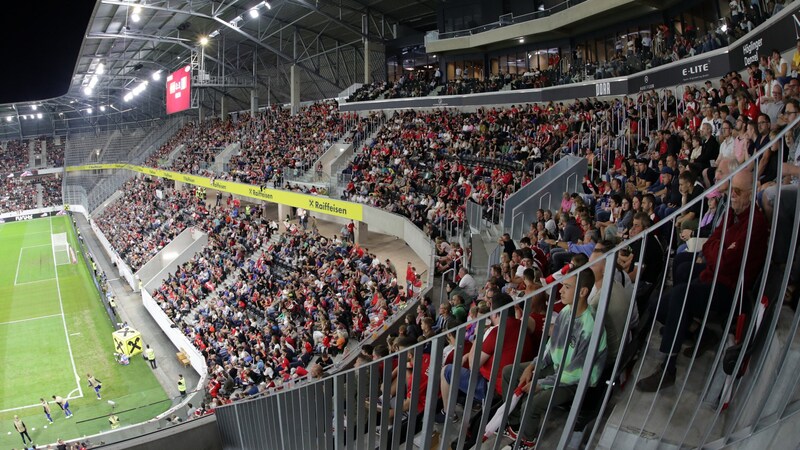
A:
[52,232,73,265]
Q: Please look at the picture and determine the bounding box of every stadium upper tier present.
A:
[347,0,783,104]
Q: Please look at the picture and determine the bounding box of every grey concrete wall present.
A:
[98,415,222,450]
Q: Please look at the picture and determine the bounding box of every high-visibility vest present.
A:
[146,348,156,360]
[178,378,186,393]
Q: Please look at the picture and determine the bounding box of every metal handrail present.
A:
[213,111,800,450]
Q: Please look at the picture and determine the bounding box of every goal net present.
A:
[52,232,73,265]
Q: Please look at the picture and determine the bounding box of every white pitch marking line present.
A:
[0,391,85,414]
[70,332,81,336]
[15,278,57,286]
[0,313,62,326]
[50,217,84,399]
[13,247,23,286]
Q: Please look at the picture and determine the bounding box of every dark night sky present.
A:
[0,1,96,104]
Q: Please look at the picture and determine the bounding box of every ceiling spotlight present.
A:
[87,108,93,114]
[22,115,26,120]
[152,70,162,81]
[249,8,259,18]
[31,105,37,111]
[100,105,106,112]
[83,86,93,95]
[131,6,142,22]
[6,117,11,122]
[263,1,271,9]
[199,36,209,46]
[36,113,43,119]
[124,93,133,102]
[519,37,525,43]
[97,63,105,75]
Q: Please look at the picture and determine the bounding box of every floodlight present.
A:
[199,36,209,46]
[152,70,162,81]
[249,8,259,18]
[131,6,142,22]
[100,105,106,112]
[37,113,43,119]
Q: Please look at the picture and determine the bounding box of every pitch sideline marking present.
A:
[50,217,84,399]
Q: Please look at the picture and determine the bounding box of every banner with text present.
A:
[66,164,363,221]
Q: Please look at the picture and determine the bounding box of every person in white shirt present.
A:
[458,267,478,300]
[760,84,785,125]
[771,48,790,85]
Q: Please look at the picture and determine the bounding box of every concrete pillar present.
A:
[250,89,258,116]
[198,104,205,123]
[363,15,370,84]
[355,220,368,245]
[291,29,300,115]
[28,141,36,167]
[290,65,300,115]
[364,39,371,84]
[278,203,293,222]
[220,95,229,120]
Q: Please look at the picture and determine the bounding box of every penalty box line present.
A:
[14,244,56,286]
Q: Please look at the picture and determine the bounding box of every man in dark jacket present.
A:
[694,123,719,170]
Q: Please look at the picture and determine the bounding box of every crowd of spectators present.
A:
[347,72,437,103]
[151,210,422,402]
[154,102,346,185]
[0,174,62,214]
[144,123,208,168]
[167,118,238,174]
[93,178,206,271]
[339,99,660,239]
[224,102,346,184]
[339,71,800,447]
[91,176,421,405]
[0,139,33,175]
[0,136,64,175]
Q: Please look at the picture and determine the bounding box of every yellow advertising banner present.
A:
[66,164,363,221]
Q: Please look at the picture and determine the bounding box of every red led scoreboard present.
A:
[166,65,191,114]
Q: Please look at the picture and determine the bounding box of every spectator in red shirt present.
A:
[637,168,768,392]
[437,292,534,421]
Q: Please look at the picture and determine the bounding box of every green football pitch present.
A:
[0,216,169,447]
